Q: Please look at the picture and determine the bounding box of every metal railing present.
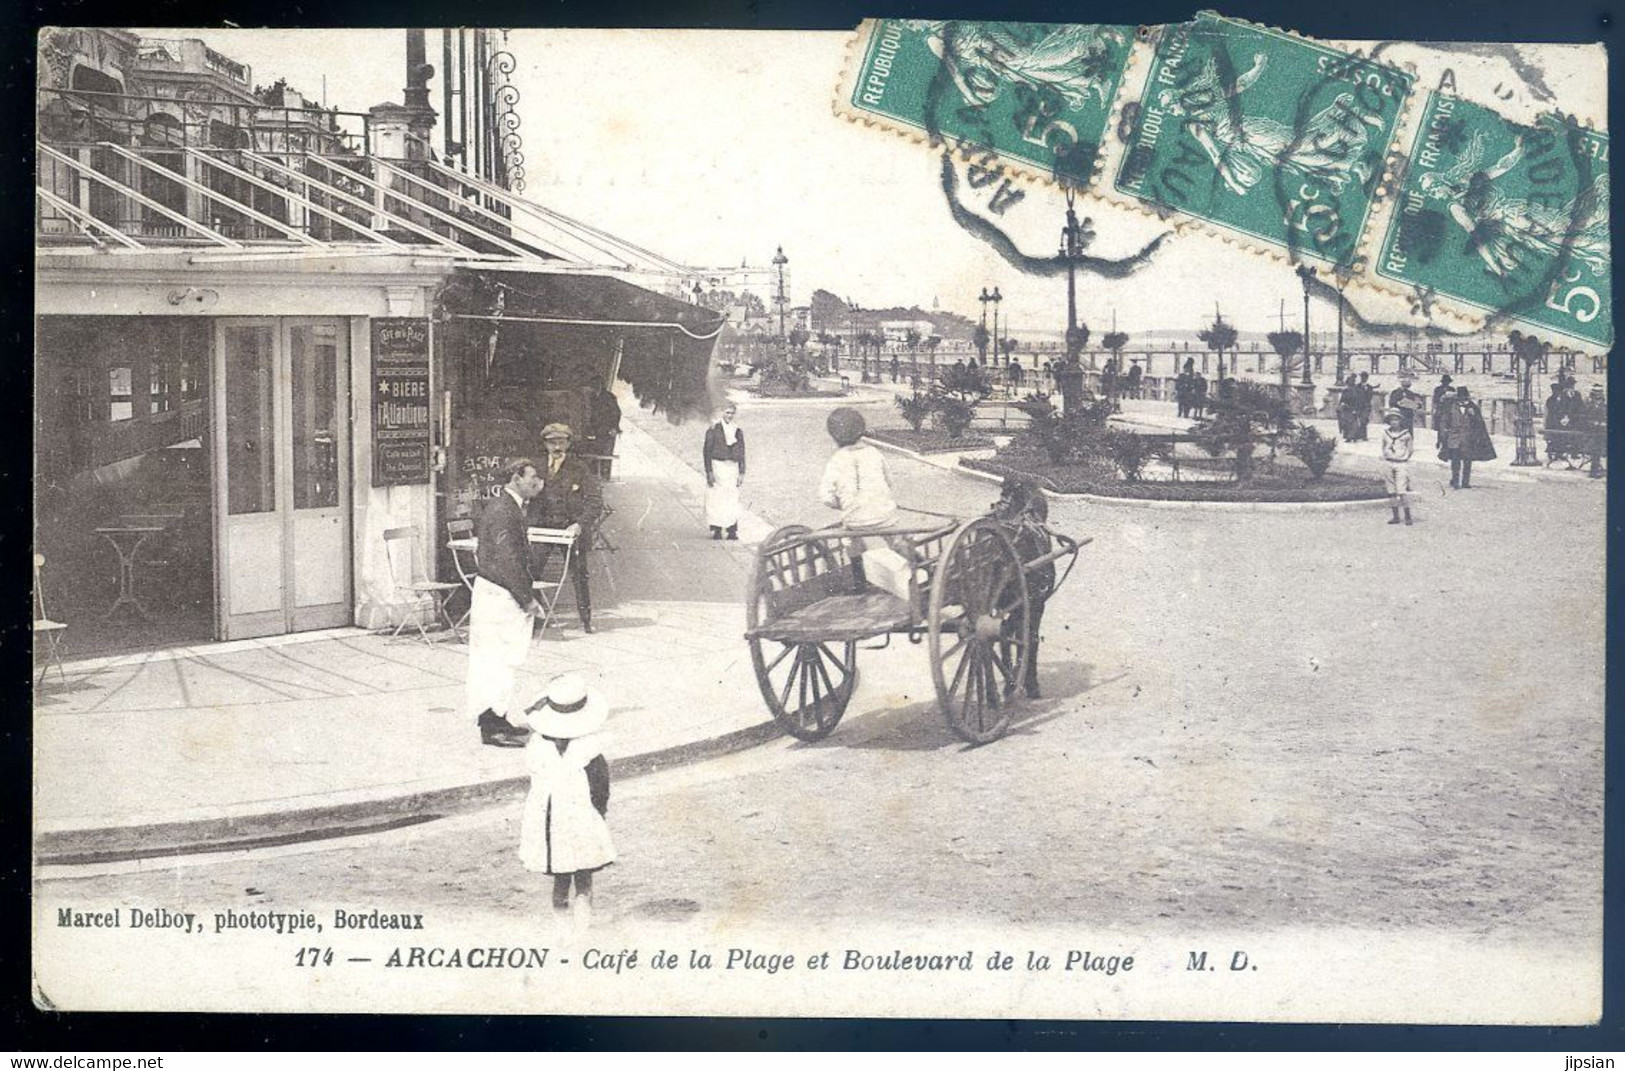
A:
[38,86,370,156]
[34,87,714,278]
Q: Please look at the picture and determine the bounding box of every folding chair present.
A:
[33,553,68,686]
[526,526,579,633]
[445,517,479,635]
[382,526,462,644]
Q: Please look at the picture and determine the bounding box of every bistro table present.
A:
[445,529,585,634]
[94,522,167,621]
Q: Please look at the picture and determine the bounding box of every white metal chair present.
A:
[33,553,68,686]
[526,525,579,634]
[382,525,462,644]
[445,517,479,636]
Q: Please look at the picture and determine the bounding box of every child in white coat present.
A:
[518,674,614,921]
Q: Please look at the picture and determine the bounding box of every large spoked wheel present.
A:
[747,525,858,741]
[928,518,1030,744]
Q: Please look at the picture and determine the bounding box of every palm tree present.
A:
[1266,330,1304,396]
[856,330,879,381]
[924,334,943,385]
[1102,330,1129,359]
[1198,314,1238,380]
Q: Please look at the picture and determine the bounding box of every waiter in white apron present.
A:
[703,402,746,540]
[468,457,545,747]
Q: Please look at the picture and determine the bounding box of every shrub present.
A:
[1014,394,1057,422]
[1190,380,1300,481]
[1289,426,1338,478]
[1011,395,1120,465]
[934,395,978,440]
[1072,396,1116,430]
[1101,428,1156,482]
[756,351,811,394]
[895,392,935,433]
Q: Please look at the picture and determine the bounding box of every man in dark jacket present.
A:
[1431,374,1454,430]
[470,458,544,747]
[1437,386,1497,488]
[531,423,599,634]
[1388,371,1424,432]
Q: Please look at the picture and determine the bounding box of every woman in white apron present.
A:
[703,403,746,539]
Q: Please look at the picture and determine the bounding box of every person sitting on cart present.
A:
[991,477,1054,699]
[818,407,907,596]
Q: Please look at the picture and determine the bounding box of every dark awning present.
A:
[438,268,724,423]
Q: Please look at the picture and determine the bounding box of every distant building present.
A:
[880,319,934,344]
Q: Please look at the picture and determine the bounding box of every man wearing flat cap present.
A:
[531,422,599,634]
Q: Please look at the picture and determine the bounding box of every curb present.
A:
[35,717,784,868]
[1109,413,1596,488]
[39,409,791,869]
[866,430,1389,512]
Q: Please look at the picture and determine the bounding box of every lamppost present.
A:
[1295,264,1315,387]
[977,287,993,364]
[989,287,1003,367]
[772,245,789,344]
[849,299,863,383]
[1509,331,1548,466]
[1334,270,1348,386]
[1059,190,1087,364]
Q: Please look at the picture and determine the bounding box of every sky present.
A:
[131,27,1583,345]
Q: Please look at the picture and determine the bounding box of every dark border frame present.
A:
[5,0,1618,1051]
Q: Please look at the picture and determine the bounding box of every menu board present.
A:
[371,318,432,486]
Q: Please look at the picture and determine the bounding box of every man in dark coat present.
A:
[1354,372,1375,440]
[585,387,622,464]
[531,423,599,633]
[469,458,545,747]
[1175,359,1195,418]
[1431,374,1454,430]
[1437,386,1497,488]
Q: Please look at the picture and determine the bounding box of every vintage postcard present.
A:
[32,22,1606,1022]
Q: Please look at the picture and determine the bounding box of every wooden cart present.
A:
[744,515,1086,744]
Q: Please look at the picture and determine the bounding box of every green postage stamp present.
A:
[1374,94,1612,348]
[836,19,1135,188]
[1112,12,1414,268]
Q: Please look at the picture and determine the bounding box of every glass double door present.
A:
[213,319,351,639]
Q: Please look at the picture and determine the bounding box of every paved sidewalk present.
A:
[34,405,783,863]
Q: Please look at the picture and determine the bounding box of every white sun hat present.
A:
[521,673,608,739]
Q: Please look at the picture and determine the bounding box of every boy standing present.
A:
[1380,408,1414,526]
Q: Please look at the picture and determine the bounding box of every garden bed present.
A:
[964,451,1387,502]
[865,428,995,454]
[744,384,850,399]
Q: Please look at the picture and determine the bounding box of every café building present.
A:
[35,29,719,656]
